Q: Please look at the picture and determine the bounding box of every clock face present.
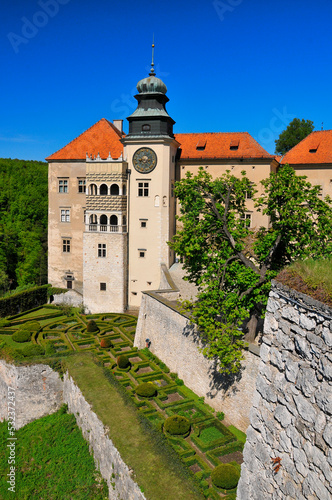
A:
[133,147,157,173]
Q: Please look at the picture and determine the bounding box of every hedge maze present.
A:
[0,306,245,499]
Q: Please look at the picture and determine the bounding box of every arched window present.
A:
[122,184,127,196]
[110,215,118,225]
[110,184,119,195]
[154,195,160,207]
[100,184,108,195]
[89,214,97,224]
[100,214,108,231]
[89,184,97,195]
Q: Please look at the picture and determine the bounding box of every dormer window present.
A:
[196,140,206,151]
[309,142,319,153]
[230,139,239,151]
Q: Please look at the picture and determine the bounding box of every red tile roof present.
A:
[281,130,332,165]
[175,132,273,160]
[46,118,124,161]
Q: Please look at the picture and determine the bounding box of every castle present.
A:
[47,59,332,313]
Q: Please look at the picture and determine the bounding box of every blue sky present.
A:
[1,0,332,161]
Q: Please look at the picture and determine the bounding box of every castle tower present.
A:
[122,48,179,308]
[82,152,128,313]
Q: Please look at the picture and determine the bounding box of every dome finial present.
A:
[149,34,155,76]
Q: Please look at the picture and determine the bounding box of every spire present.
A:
[149,35,155,76]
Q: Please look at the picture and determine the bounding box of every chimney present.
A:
[113,120,123,133]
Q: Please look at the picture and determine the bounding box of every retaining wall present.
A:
[237,281,332,500]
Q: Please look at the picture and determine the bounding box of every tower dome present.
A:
[136,74,167,94]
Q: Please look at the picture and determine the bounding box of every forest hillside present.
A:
[0,158,48,294]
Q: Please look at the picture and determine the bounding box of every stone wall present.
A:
[63,373,145,500]
[0,361,144,500]
[0,360,63,429]
[237,281,332,500]
[135,291,260,431]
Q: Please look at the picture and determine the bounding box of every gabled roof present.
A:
[174,132,273,160]
[46,118,124,161]
[281,130,332,165]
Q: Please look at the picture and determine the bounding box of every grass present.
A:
[65,353,204,500]
[228,425,246,444]
[0,334,32,350]
[199,426,224,444]
[0,407,108,499]
[288,257,332,295]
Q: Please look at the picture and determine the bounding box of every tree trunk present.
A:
[244,313,258,342]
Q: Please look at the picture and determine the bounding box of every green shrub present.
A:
[211,464,240,490]
[164,415,191,436]
[0,319,11,327]
[19,321,40,332]
[117,354,130,369]
[135,382,157,398]
[87,320,99,333]
[45,341,56,356]
[22,344,45,357]
[0,285,48,317]
[216,411,225,421]
[100,338,112,349]
[12,330,31,343]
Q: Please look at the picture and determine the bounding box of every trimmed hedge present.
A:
[12,330,31,343]
[117,354,130,369]
[22,344,45,357]
[86,320,99,333]
[135,382,158,398]
[0,285,48,317]
[211,464,240,490]
[164,415,191,436]
[19,321,40,332]
[100,338,112,349]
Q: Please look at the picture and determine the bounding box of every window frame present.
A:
[100,282,107,291]
[78,178,86,193]
[60,209,70,222]
[58,179,68,193]
[62,239,71,253]
[98,243,107,257]
[138,182,149,197]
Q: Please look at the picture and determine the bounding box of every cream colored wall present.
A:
[178,160,277,229]
[125,139,178,308]
[48,161,86,293]
[291,164,332,199]
[83,232,127,313]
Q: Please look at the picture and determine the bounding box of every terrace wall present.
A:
[237,281,332,500]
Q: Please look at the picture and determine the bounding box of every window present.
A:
[67,280,72,289]
[78,178,86,193]
[61,209,70,222]
[138,182,149,197]
[139,250,146,258]
[100,283,106,291]
[100,184,108,195]
[142,124,151,131]
[110,184,119,195]
[59,179,68,193]
[62,239,70,252]
[141,221,147,228]
[241,213,252,227]
[246,183,254,199]
[98,244,106,257]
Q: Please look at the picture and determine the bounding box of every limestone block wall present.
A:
[0,361,145,500]
[63,374,145,500]
[237,281,332,500]
[135,292,260,431]
[0,360,63,429]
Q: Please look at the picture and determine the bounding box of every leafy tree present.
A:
[275,118,314,156]
[170,165,332,374]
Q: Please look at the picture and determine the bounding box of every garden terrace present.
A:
[0,306,245,499]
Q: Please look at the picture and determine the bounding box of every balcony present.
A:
[86,224,127,233]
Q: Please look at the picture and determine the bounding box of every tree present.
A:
[275,118,314,156]
[170,165,332,374]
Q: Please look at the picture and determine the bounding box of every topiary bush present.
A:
[12,330,31,343]
[22,344,45,357]
[86,320,99,333]
[18,321,40,332]
[117,354,130,369]
[135,382,157,398]
[211,464,240,490]
[100,338,113,349]
[164,415,191,436]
